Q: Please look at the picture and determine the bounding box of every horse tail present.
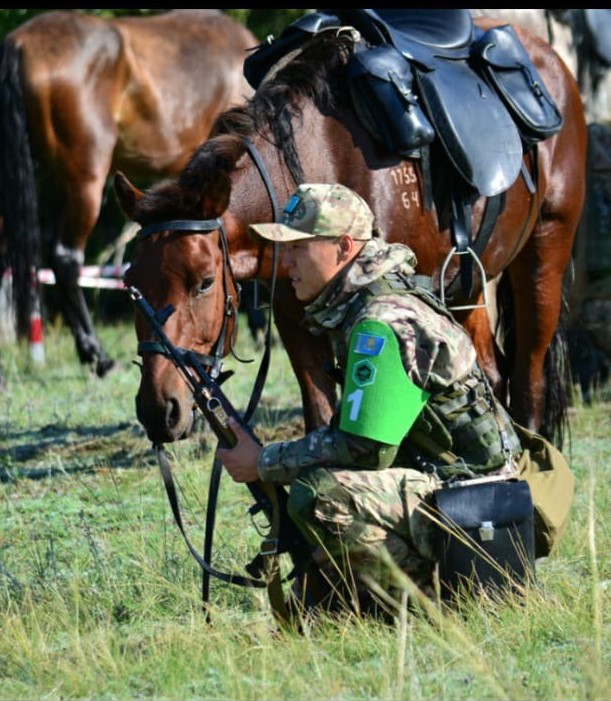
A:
[495,272,571,451]
[0,38,41,338]
[542,286,572,452]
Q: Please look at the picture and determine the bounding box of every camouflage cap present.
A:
[249,183,374,242]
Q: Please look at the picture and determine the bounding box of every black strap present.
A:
[449,185,474,298]
[200,137,284,618]
[155,445,266,591]
[158,440,295,626]
[199,449,293,625]
[420,145,433,211]
[201,454,223,618]
[241,137,282,424]
[475,193,503,256]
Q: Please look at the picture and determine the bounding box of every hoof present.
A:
[96,357,116,378]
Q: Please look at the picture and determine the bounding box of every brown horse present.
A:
[116,16,587,448]
[0,9,256,376]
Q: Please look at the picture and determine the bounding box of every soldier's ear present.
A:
[338,234,352,254]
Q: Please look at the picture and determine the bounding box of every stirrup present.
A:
[439,246,489,311]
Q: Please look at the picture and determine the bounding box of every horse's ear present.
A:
[113,171,143,220]
[201,171,231,218]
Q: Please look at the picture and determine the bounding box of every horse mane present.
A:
[187,32,354,187]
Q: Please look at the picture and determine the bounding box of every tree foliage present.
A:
[0,9,311,42]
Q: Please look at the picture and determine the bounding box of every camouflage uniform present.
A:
[253,186,522,599]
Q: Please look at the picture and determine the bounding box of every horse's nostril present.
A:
[165,398,181,429]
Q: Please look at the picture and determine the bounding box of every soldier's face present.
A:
[281,237,343,301]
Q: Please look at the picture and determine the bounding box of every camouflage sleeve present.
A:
[257,424,399,483]
[356,295,478,389]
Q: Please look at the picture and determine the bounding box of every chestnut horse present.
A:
[0,9,256,376]
[116,17,587,448]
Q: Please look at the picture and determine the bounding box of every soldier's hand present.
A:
[216,417,262,483]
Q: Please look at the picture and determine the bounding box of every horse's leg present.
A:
[506,224,574,438]
[272,280,336,432]
[457,291,507,401]
[239,280,268,346]
[48,172,116,377]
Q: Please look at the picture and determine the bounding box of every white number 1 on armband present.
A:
[346,388,363,421]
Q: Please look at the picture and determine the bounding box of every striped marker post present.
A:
[29,267,45,365]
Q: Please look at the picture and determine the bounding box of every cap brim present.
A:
[249,222,313,243]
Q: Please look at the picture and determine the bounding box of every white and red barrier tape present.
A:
[0,264,130,364]
[36,264,129,290]
[0,264,129,365]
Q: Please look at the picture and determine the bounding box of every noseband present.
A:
[132,137,282,382]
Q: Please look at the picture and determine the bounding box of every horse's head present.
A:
[114,170,239,444]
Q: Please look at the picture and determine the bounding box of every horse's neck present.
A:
[225,140,291,280]
[225,106,373,280]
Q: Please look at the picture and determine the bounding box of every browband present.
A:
[137,218,222,240]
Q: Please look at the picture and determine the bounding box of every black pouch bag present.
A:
[434,478,535,602]
[470,24,563,146]
[346,44,435,155]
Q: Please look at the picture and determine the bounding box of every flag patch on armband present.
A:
[354,332,386,356]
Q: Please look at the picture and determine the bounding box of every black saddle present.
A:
[331,8,475,57]
[244,9,564,301]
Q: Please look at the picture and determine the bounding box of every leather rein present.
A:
[134,138,283,609]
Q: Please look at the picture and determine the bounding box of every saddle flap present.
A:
[415,60,523,196]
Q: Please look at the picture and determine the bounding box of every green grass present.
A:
[1,314,610,700]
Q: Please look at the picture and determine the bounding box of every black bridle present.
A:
[133,137,282,385]
[134,216,236,380]
[131,137,287,613]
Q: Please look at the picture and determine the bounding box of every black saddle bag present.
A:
[470,24,563,146]
[346,44,435,155]
[434,477,536,602]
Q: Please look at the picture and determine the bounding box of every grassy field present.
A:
[0,313,609,700]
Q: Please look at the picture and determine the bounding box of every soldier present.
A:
[217,183,561,617]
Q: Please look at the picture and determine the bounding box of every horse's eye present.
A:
[196,277,215,297]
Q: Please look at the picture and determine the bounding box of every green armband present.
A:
[339,319,429,445]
